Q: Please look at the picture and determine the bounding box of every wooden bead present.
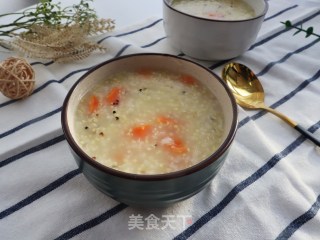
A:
[0,57,35,99]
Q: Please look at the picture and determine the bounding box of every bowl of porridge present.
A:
[61,53,238,207]
[163,0,268,60]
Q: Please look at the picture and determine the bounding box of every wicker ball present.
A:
[0,57,35,99]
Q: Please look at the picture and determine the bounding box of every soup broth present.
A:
[171,0,255,20]
[74,69,224,174]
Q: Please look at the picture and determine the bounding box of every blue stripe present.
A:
[174,121,320,240]
[0,98,16,108]
[0,169,81,219]
[114,36,167,57]
[208,10,320,70]
[54,203,128,240]
[0,66,92,109]
[270,70,320,109]
[114,44,131,58]
[209,60,229,70]
[238,68,320,128]
[97,18,163,44]
[31,60,54,66]
[249,10,320,50]
[256,38,320,77]
[0,107,62,139]
[141,36,166,48]
[237,116,251,129]
[275,194,320,240]
[0,42,10,50]
[0,134,65,168]
[264,5,298,22]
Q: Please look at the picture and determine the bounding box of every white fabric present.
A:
[1,0,320,239]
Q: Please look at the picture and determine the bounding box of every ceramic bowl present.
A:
[61,53,238,207]
[163,0,268,60]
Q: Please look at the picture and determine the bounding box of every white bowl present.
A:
[163,0,268,60]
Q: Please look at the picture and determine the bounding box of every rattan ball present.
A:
[0,57,35,99]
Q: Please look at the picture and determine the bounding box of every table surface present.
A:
[1,1,320,240]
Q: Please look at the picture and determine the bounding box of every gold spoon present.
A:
[222,62,320,146]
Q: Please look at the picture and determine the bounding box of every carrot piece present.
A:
[106,87,122,106]
[180,74,197,85]
[131,124,153,140]
[161,136,188,154]
[136,68,153,78]
[88,95,99,114]
[156,116,178,125]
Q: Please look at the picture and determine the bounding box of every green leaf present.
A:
[284,20,292,28]
[306,27,314,38]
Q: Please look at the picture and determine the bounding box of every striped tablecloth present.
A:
[1,0,320,239]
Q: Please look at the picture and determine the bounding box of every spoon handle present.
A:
[265,107,320,146]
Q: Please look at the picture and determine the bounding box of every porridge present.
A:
[74,69,224,174]
[171,0,255,20]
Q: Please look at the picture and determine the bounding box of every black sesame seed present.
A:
[115,117,119,120]
[139,88,147,92]
[112,110,116,114]
[85,126,89,130]
[99,132,104,136]
[112,100,119,106]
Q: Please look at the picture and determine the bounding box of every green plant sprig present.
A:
[282,20,320,38]
[0,0,98,37]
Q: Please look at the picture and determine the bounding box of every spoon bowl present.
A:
[222,62,320,146]
[222,62,265,109]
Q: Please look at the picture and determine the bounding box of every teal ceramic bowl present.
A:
[61,53,238,207]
